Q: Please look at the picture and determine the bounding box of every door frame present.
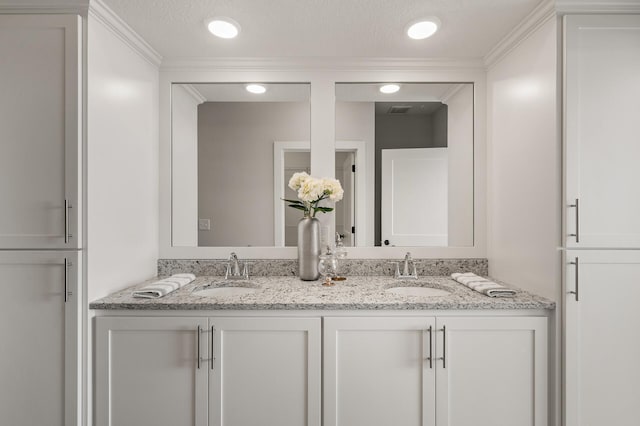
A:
[273,140,368,247]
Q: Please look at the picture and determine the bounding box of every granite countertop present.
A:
[89,276,555,311]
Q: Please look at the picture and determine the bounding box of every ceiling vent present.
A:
[387,105,412,114]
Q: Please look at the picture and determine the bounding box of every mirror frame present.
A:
[159,58,486,259]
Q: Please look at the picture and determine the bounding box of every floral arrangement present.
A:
[284,172,344,218]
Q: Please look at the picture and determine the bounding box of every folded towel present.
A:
[132,273,196,299]
[451,272,516,298]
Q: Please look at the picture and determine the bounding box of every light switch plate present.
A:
[198,219,211,231]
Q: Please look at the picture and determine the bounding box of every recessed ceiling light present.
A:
[246,84,267,94]
[406,18,440,40]
[380,84,400,94]
[207,18,240,39]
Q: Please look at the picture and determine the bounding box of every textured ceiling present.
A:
[103,0,543,59]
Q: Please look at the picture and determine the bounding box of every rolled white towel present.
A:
[132,273,196,299]
[451,272,516,298]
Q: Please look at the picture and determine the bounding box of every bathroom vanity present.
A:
[91,275,553,426]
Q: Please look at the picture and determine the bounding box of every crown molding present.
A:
[555,0,640,13]
[440,83,466,105]
[181,84,207,104]
[160,56,486,72]
[484,0,557,69]
[0,3,88,14]
[88,0,162,67]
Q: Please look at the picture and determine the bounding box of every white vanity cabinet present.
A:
[434,317,547,426]
[0,14,81,250]
[564,15,640,249]
[95,317,209,426]
[209,317,321,426]
[324,317,437,426]
[564,250,640,426]
[95,316,321,426]
[0,251,79,426]
[324,316,547,426]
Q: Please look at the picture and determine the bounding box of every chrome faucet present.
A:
[391,252,418,279]
[225,252,249,280]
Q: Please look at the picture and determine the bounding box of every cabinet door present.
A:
[95,317,208,426]
[0,251,79,426]
[0,15,81,249]
[564,250,640,426]
[435,317,547,426]
[564,15,640,248]
[209,317,320,426]
[324,317,436,426]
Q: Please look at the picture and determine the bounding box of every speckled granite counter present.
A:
[90,276,555,311]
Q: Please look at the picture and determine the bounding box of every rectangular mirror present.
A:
[335,83,474,247]
[171,83,311,247]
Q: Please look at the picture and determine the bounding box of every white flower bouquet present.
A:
[284,172,344,217]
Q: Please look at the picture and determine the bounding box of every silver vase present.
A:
[298,216,320,280]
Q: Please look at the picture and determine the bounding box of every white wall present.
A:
[171,85,200,247]
[87,14,159,300]
[486,21,561,426]
[446,85,474,247]
[486,17,560,302]
[335,101,375,245]
[197,101,310,247]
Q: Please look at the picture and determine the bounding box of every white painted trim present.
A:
[0,4,89,14]
[273,141,311,247]
[484,0,557,69]
[88,0,162,67]
[556,0,640,13]
[161,57,486,72]
[182,84,207,104]
[159,68,487,259]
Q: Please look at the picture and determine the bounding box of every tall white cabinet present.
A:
[0,14,82,426]
[564,250,640,426]
[0,251,79,426]
[563,14,640,426]
[0,14,81,250]
[564,14,640,249]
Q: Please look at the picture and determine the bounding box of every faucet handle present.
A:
[241,262,251,280]
[224,263,232,279]
[388,262,401,278]
[410,262,418,278]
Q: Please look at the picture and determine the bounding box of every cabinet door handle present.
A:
[210,326,215,370]
[64,257,68,302]
[569,257,579,302]
[197,326,201,369]
[437,326,447,369]
[63,259,73,302]
[64,199,73,244]
[425,326,433,369]
[568,198,579,243]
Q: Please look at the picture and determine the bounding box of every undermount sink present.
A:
[385,282,451,297]
[192,281,259,297]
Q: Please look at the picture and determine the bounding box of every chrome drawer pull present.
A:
[568,199,579,243]
[569,257,579,302]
